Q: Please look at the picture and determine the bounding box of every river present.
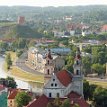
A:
[0,57,29,89]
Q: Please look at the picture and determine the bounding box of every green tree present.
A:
[6,77,17,88]
[83,80,90,100]
[15,91,31,107]
[16,50,23,57]
[47,102,52,107]
[82,56,92,76]
[54,97,62,107]
[5,53,12,70]
[91,63,105,75]
[93,87,107,107]
[73,103,80,107]
[89,84,97,100]
[61,98,70,107]
[0,42,8,51]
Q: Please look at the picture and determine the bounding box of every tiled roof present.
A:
[68,92,90,107]
[8,88,31,99]
[0,84,5,91]
[26,94,48,107]
[101,25,107,31]
[26,93,89,107]
[56,70,72,87]
[8,89,18,99]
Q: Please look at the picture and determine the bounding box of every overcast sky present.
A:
[0,0,107,7]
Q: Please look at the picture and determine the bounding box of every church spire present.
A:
[73,47,82,76]
[47,49,53,59]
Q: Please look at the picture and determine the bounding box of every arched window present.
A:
[49,93,52,98]
[76,70,79,75]
[48,60,49,64]
[76,60,79,65]
[47,69,49,75]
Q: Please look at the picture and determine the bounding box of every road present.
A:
[16,52,44,75]
[85,77,107,82]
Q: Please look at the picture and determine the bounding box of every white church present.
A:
[26,48,89,107]
[43,48,83,98]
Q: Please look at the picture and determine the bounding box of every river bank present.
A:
[0,57,29,89]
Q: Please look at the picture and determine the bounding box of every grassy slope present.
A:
[5,24,43,38]
[4,51,44,83]
[87,80,107,89]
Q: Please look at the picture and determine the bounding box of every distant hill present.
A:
[4,24,43,38]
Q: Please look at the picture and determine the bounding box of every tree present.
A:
[0,42,8,51]
[47,102,52,107]
[16,50,23,57]
[15,91,31,107]
[83,80,90,100]
[82,56,92,76]
[6,77,17,88]
[61,98,70,107]
[89,84,97,100]
[93,87,107,107]
[53,97,62,107]
[91,63,105,75]
[65,55,74,72]
[73,103,80,107]
[5,53,12,70]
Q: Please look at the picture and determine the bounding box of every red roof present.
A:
[101,25,107,31]
[68,92,90,107]
[26,93,89,107]
[8,88,32,99]
[56,70,72,87]
[68,91,81,99]
[26,95,48,107]
[0,85,5,91]
[8,89,18,99]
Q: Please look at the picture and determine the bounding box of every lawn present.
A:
[87,80,107,89]
[9,66,44,83]
[5,51,44,83]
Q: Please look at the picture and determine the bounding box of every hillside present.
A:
[4,24,43,38]
[0,6,107,23]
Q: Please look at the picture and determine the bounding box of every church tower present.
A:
[44,49,55,84]
[73,47,83,97]
[73,47,82,76]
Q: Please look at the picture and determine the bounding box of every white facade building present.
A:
[43,48,83,98]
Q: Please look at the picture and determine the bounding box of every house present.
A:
[7,89,33,107]
[0,85,8,107]
[26,48,89,107]
[53,31,64,37]
[101,25,107,32]
[27,47,65,73]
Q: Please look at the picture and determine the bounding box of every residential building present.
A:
[27,47,65,73]
[18,16,25,25]
[0,85,8,107]
[8,89,33,107]
[101,24,107,32]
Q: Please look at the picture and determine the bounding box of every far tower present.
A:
[44,49,55,84]
[73,47,83,96]
[17,16,25,25]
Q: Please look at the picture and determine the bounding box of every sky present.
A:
[0,0,107,7]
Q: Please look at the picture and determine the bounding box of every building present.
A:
[0,85,8,107]
[8,89,33,107]
[101,25,107,32]
[53,31,64,37]
[26,48,89,107]
[27,47,65,73]
[17,16,25,25]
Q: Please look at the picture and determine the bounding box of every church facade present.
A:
[26,48,89,107]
